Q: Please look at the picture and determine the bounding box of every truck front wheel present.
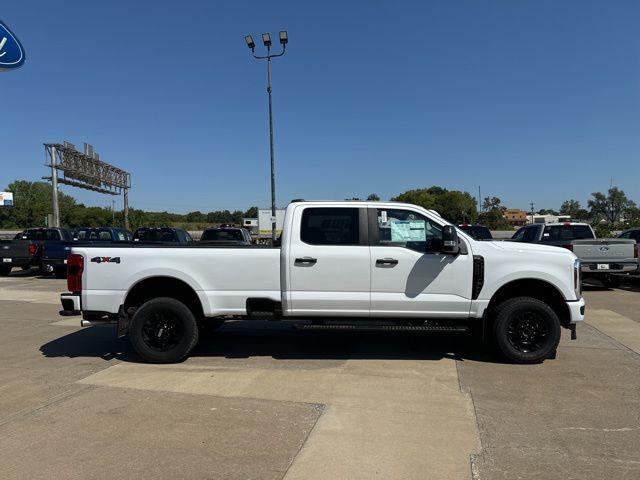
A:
[129,297,199,363]
[493,297,561,364]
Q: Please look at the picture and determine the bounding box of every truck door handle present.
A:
[376,258,398,266]
[295,257,317,265]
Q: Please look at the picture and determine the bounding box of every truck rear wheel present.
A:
[493,297,561,364]
[0,265,11,276]
[129,297,199,363]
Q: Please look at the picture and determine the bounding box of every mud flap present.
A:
[117,305,130,338]
[569,323,577,340]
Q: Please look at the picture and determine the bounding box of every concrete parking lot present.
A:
[0,271,639,480]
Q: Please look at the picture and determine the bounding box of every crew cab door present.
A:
[368,207,473,318]
[286,206,370,316]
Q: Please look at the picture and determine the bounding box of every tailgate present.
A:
[0,240,32,258]
[572,238,636,263]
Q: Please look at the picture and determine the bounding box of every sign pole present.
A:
[50,145,60,228]
[124,188,129,231]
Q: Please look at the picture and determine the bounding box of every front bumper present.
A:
[567,297,586,323]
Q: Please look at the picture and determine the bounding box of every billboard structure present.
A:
[43,142,131,229]
[0,191,14,207]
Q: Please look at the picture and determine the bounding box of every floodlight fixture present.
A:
[262,33,271,47]
[245,35,255,50]
[279,31,288,45]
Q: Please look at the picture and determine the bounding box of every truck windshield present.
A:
[75,229,114,241]
[201,229,244,241]
[133,229,178,242]
[23,229,64,241]
[542,225,594,242]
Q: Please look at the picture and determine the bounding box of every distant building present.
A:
[503,209,527,226]
[529,214,571,224]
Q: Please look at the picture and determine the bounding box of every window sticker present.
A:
[390,220,426,242]
[380,210,388,223]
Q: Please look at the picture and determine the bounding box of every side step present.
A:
[294,323,469,333]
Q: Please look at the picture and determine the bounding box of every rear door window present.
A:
[301,208,360,245]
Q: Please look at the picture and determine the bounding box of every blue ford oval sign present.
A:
[0,20,25,72]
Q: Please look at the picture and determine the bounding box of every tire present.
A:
[39,264,51,276]
[493,296,561,364]
[602,275,622,288]
[0,265,11,276]
[129,297,199,363]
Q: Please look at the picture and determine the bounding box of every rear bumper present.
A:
[1,257,33,267]
[42,258,67,267]
[581,262,638,273]
[60,293,81,316]
[567,297,586,323]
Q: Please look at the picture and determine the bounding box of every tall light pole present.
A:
[244,30,288,243]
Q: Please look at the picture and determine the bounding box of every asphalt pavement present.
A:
[0,271,638,479]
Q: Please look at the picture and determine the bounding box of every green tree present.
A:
[559,199,581,218]
[392,186,478,224]
[0,180,80,228]
[477,209,510,230]
[574,209,591,221]
[185,211,206,223]
[482,196,505,212]
[538,208,559,216]
[588,187,636,224]
[244,206,258,218]
[366,193,380,201]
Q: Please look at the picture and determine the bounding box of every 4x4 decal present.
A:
[90,256,121,264]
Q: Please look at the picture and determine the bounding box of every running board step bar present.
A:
[294,323,470,333]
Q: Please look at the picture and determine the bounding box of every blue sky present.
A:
[1,0,639,213]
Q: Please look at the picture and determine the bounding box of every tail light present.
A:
[634,242,638,259]
[562,244,573,252]
[28,244,37,256]
[67,254,84,293]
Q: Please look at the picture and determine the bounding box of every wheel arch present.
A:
[124,276,205,320]
[487,278,570,327]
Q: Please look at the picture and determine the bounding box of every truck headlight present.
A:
[574,258,582,299]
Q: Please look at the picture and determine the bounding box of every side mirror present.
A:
[441,225,459,254]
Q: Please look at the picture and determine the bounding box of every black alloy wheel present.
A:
[493,296,561,364]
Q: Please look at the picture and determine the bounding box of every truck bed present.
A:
[73,244,281,315]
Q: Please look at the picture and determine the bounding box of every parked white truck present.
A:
[60,201,585,364]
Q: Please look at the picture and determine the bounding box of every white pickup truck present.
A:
[60,201,585,364]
